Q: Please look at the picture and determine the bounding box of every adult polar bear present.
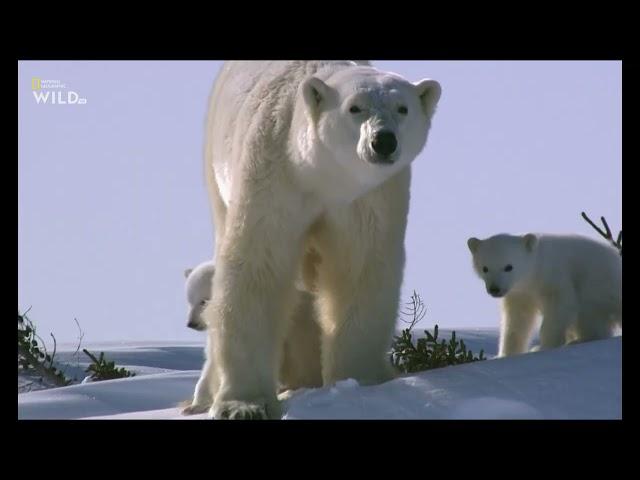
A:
[194,61,441,419]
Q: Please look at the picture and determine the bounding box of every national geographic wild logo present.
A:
[31,77,87,105]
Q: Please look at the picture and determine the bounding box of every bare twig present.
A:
[73,318,85,354]
[72,317,85,373]
[581,212,622,256]
[48,332,57,371]
[400,291,427,330]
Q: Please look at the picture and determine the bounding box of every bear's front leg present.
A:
[498,294,538,357]
[205,189,316,420]
[314,169,410,386]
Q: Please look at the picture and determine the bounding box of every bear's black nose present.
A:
[371,130,398,157]
[187,320,207,331]
[488,285,501,296]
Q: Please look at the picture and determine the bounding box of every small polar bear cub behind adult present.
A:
[184,261,216,331]
[181,261,218,414]
[467,233,621,357]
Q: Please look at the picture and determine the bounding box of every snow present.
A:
[17,330,621,420]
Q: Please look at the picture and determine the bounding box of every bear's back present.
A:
[535,234,621,298]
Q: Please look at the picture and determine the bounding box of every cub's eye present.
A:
[504,265,513,272]
[398,106,408,115]
[482,266,489,273]
[349,105,362,114]
[200,301,207,306]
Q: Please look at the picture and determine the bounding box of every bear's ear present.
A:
[414,79,442,118]
[467,237,481,254]
[184,268,193,279]
[301,76,333,121]
[523,234,537,252]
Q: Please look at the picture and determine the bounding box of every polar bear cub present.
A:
[184,261,216,331]
[181,261,218,414]
[467,233,621,357]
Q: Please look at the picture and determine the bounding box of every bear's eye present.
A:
[200,300,207,306]
[482,266,489,273]
[504,265,513,272]
[398,106,408,115]
[349,105,362,114]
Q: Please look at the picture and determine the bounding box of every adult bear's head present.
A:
[294,63,441,203]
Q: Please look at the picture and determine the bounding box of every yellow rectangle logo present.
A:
[31,78,41,90]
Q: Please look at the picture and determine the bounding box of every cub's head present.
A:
[298,65,441,198]
[183,261,215,331]
[467,234,538,298]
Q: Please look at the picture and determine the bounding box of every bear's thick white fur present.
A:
[191,61,441,419]
[467,233,622,357]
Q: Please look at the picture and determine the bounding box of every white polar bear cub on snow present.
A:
[467,233,622,357]
[194,61,441,420]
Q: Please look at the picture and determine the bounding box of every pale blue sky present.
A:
[18,61,621,344]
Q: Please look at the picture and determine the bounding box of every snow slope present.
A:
[17,330,621,420]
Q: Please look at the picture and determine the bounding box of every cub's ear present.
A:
[467,237,481,254]
[414,79,442,117]
[184,268,193,279]
[523,234,538,252]
[300,76,333,121]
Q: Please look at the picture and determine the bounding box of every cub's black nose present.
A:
[371,130,397,157]
[488,285,501,296]
[188,321,207,331]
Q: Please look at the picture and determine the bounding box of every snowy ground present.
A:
[17,329,622,420]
